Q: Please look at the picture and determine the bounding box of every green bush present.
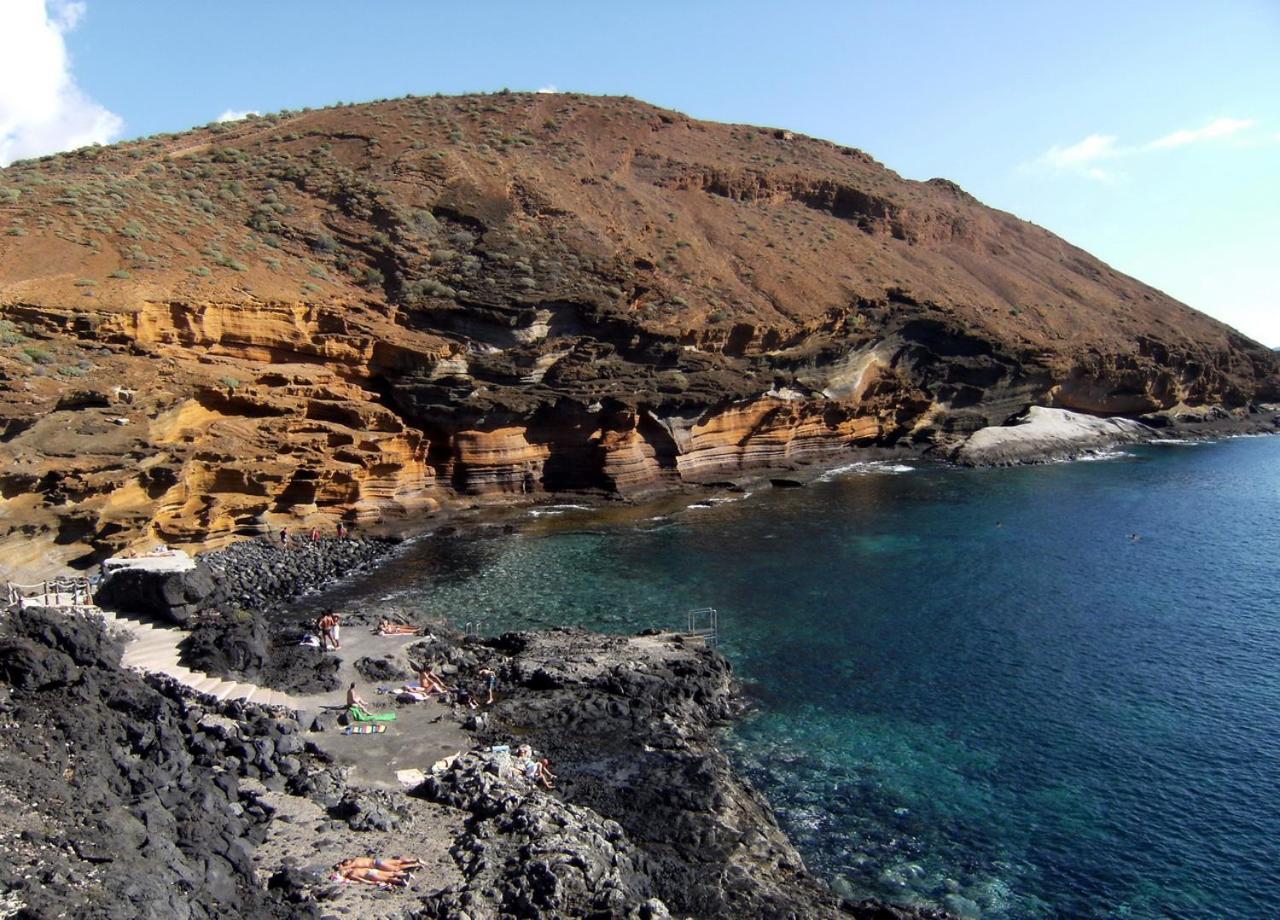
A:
[219,376,240,390]
[0,320,25,344]
[73,278,96,287]
[108,269,131,279]
[22,345,54,364]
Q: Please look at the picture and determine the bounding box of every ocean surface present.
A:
[331,436,1280,918]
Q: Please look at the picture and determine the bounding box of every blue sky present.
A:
[4,0,1278,343]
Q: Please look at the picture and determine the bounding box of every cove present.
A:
[332,436,1280,919]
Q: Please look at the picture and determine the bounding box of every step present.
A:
[211,682,245,702]
[157,664,197,682]
[236,686,261,703]
[190,676,223,695]
[124,638,180,655]
[124,651,183,669]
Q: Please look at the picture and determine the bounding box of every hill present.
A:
[0,92,1276,575]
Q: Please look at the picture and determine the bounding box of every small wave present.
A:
[527,509,564,517]
[542,503,591,510]
[1076,449,1135,462]
[819,461,917,481]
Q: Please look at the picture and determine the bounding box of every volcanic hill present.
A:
[0,92,1276,577]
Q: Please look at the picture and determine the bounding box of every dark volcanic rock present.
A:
[414,755,659,919]
[0,607,310,919]
[95,564,216,624]
[198,537,397,613]
[354,655,409,683]
[180,609,339,695]
[449,628,947,920]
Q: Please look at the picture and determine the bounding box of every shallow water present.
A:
[327,437,1280,918]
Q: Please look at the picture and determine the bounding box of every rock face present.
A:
[0,607,305,919]
[95,563,216,624]
[461,628,948,919]
[1,92,1277,576]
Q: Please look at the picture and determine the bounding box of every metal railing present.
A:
[685,607,719,647]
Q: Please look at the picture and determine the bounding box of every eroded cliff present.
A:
[1,93,1276,576]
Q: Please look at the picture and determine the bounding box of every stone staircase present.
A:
[99,607,301,710]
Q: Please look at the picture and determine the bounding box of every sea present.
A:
[325,435,1280,919]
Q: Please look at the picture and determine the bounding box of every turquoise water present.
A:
[336,437,1280,918]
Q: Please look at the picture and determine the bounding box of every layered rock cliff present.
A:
[1,92,1276,576]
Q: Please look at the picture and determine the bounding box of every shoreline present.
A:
[5,409,1277,917]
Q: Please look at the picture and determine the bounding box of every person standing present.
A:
[327,612,343,650]
[478,667,498,704]
[316,610,335,650]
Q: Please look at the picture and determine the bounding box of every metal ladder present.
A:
[685,607,719,646]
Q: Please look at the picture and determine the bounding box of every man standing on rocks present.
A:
[317,610,342,651]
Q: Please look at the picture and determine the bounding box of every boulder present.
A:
[96,564,217,624]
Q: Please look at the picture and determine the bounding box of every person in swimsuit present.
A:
[316,611,338,650]
[346,682,367,710]
[377,620,425,636]
[339,856,421,872]
[523,757,556,789]
[417,666,448,694]
[478,667,498,704]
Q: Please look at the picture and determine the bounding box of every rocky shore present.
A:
[2,568,948,918]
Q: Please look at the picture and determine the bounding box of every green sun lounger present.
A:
[348,706,397,723]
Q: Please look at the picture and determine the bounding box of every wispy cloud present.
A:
[535,85,559,94]
[0,0,123,166]
[216,109,260,123]
[1147,116,1255,150]
[1032,116,1263,181]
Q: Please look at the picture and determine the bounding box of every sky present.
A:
[1,1,1277,344]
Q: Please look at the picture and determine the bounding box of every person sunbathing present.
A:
[339,856,421,872]
[334,864,409,887]
[377,620,425,636]
[417,667,449,694]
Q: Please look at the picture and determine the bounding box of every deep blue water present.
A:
[335,437,1280,918]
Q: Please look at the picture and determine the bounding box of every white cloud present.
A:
[216,109,260,123]
[535,85,559,94]
[1033,116,1262,180]
[1042,133,1119,168]
[0,0,123,167]
[1146,116,1255,150]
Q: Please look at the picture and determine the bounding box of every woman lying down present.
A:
[333,856,422,888]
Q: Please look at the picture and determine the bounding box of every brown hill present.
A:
[0,92,1276,576]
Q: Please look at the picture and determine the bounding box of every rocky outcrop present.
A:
[955,406,1158,466]
[95,564,216,624]
[0,607,307,919]
[462,628,948,919]
[1,93,1276,577]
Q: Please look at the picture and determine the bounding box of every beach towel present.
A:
[348,706,397,723]
[344,724,387,735]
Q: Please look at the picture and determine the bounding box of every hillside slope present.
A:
[1,92,1276,575]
